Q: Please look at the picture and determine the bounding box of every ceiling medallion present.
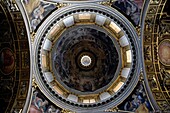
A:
[0,48,15,75]
[34,4,140,112]
[158,39,170,66]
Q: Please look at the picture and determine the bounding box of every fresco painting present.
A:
[118,82,153,112]
[23,0,56,30]
[29,88,62,113]
[112,0,144,25]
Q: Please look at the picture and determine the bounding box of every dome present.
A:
[33,4,140,112]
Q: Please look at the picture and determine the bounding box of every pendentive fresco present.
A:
[29,88,62,113]
[118,82,152,112]
[111,0,144,26]
[23,0,57,31]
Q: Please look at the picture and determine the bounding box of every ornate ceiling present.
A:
[0,0,169,113]
[0,1,30,112]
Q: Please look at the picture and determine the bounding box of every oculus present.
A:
[80,55,92,67]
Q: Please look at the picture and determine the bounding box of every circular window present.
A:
[80,55,92,67]
[34,4,140,112]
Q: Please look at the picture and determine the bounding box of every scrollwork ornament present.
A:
[31,32,36,43]
[57,3,69,9]
[106,107,118,112]
[136,26,141,37]
[32,77,38,88]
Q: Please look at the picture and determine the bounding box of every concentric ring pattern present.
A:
[51,25,121,94]
[34,4,140,112]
